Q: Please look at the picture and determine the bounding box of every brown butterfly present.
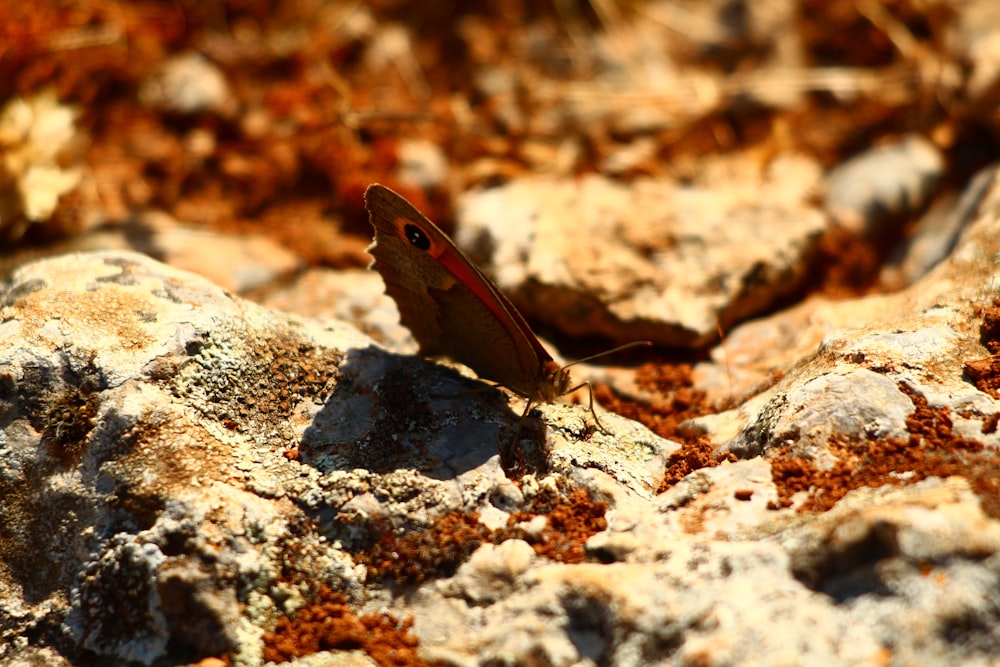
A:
[364,183,649,433]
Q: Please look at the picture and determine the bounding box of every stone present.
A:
[140,52,231,114]
[824,135,944,237]
[0,250,673,665]
[456,162,825,348]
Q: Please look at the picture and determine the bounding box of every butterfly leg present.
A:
[566,381,612,435]
[500,398,535,476]
[500,397,533,443]
[511,397,534,444]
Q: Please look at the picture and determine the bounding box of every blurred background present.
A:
[1,0,996,332]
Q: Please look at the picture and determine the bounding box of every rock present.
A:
[140,52,231,114]
[0,646,72,667]
[5,162,1000,667]
[785,478,1000,592]
[732,368,916,459]
[951,0,1000,102]
[456,161,825,348]
[76,211,303,294]
[0,250,673,665]
[445,539,537,605]
[576,477,1000,667]
[395,139,449,190]
[689,166,1000,455]
[824,135,944,237]
[260,268,416,353]
[880,163,998,289]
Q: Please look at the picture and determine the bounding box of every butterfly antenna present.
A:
[559,340,653,371]
[558,341,652,436]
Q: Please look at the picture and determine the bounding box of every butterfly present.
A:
[364,183,649,433]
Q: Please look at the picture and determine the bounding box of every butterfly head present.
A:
[538,360,574,402]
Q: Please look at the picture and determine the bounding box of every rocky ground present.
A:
[3,1,1000,666]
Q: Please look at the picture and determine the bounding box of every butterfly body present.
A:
[365,183,569,405]
[365,183,649,432]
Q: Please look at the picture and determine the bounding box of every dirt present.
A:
[263,587,432,667]
[768,382,1000,518]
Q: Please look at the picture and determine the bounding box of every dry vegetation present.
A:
[0,1,994,257]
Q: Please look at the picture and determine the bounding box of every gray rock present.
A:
[824,135,944,237]
[880,164,998,289]
[76,210,303,294]
[732,368,915,459]
[0,251,672,665]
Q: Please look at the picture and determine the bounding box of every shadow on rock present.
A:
[299,346,529,479]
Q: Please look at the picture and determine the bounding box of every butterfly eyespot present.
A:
[404,224,431,251]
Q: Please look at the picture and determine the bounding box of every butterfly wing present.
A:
[365,184,553,399]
